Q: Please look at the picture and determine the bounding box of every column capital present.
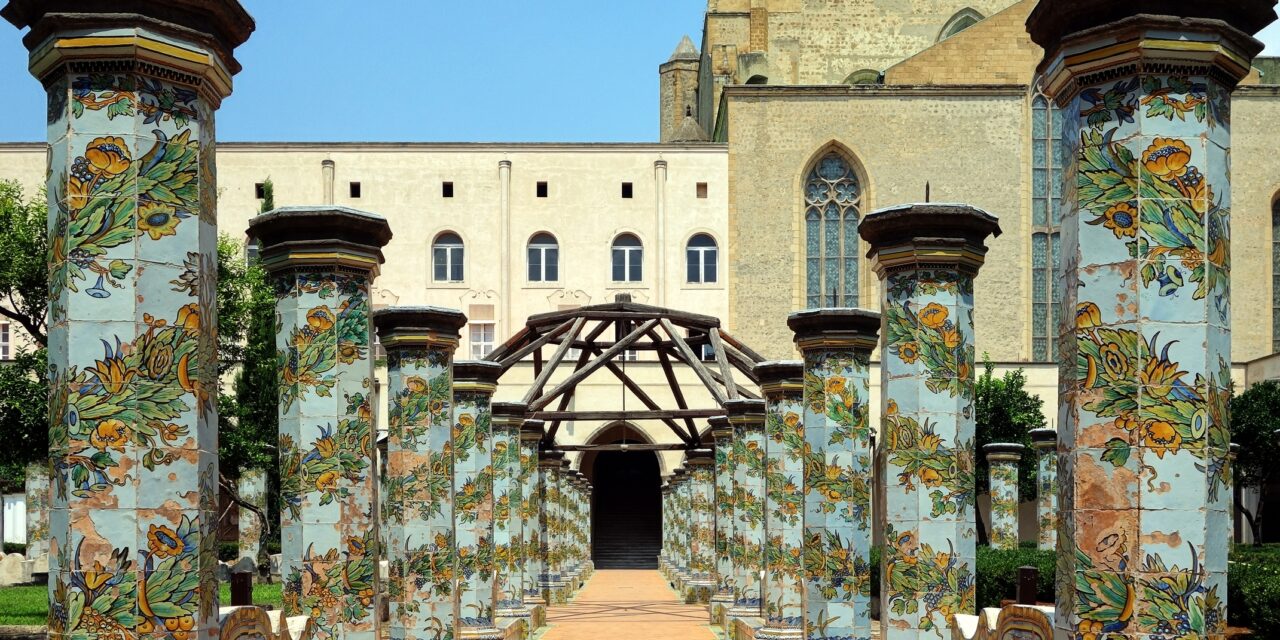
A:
[373,305,467,351]
[1028,1,1275,101]
[3,0,254,102]
[686,448,715,466]
[520,419,545,442]
[754,360,804,396]
[249,206,393,276]
[860,203,1002,278]
[709,415,732,441]
[724,398,766,424]
[492,401,528,426]
[538,450,565,469]
[1029,428,1057,452]
[787,308,881,352]
[454,360,503,394]
[983,442,1027,463]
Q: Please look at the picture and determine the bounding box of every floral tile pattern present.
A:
[761,371,805,633]
[237,469,266,563]
[729,411,766,616]
[44,65,222,640]
[453,378,499,633]
[880,271,978,640]
[519,430,543,605]
[535,456,563,601]
[1056,68,1233,640]
[26,463,51,561]
[1032,438,1057,551]
[712,424,736,606]
[800,344,874,640]
[276,272,377,640]
[492,412,524,617]
[689,459,716,582]
[985,449,1021,550]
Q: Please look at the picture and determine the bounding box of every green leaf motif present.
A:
[1101,438,1130,467]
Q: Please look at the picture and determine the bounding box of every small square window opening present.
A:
[621,182,633,199]
[696,182,708,199]
[443,182,454,198]
[349,182,362,198]
[254,183,265,199]
[536,181,548,198]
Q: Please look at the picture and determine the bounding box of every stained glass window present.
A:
[803,151,862,308]
[1031,94,1063,361]
[1273,198,1280,352]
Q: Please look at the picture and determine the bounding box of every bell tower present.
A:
[659,35,700,142]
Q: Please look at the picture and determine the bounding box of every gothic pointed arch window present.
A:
[1031,92,1064,361]
[939,8,984,41]
[1273,195,1280,351]
[804,150,862,308]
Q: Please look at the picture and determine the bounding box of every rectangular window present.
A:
[619,349,639,362]
[469,305,495,359]
[536,181,548,198]
[349,182,361,198]
[0,322,9,360]
[442,182,454,198]
[701,343,716,362]
[245,239,260,264]
[434,246,464,282]
[621,182,633,199]
[696,182,708,199]
[528,245,559,282]
[612,247,643,282]
[254,183,265,199]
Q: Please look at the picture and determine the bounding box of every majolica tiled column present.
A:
[452,361,504,639]
[537,451,564,603]
[564,471,583,589]
[492,403,531,627]
[660,481,672,576]
[671,468,690,586]
[710,416,736,624]
[726,399,768,624]
[860,203,1001,640]
[1027,4,1274,637]
[1029,429,1057,551]
[374,306,467,640]
[756,361,806,640]
[5,3,252,637]
[24,463,49,562]
[254,207,392,640]
[788,309,881,640]
[518,420,547,620]
[238,468,267,563]
[687,449,717,601]
[984,444,1024,551]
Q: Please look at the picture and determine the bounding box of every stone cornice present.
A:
[788,308,881,353]
[722,84,1030,99]
[373,306,467,350]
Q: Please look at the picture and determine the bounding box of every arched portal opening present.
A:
[582,423,662,569]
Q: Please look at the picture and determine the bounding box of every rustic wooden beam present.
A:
[532,409,724,421]
[543,320,615,446]
[659,317,726,406]
[708,328,739,401]
[485,324,532,364]
[528,307,720,330]
[522,316,587,405]
[654,347,701,444]
[496,319,576,368]
[718,329,767,364]
[530,318,658,411]
[721,341,762,384]
[553,443,691,452]
[593,347,694,445]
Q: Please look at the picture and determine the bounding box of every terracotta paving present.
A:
[539,570,718,640]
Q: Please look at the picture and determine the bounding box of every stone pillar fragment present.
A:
[860,203,1001,640]
[756,361,806,640]
[726,399,768,625]
[491,402,531,629]
[373,306,467,640]
[1029,429,1057,551]
[3,2,253,636]
[23,463,49,562]
[788,308,880,640]
[518,420,547,626]
[238,468,267,563]
[253,207,392,640]
[710,416,736,626]
[983,444,1025,551]
[671,468,691,587]
[536,451,565,604]
[1027,3,1275,637]
[686,449,717,603]
[452,361,503,640]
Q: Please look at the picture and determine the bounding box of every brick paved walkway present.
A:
[539,570,717,640]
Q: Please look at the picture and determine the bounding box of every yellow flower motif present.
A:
[825,376,846,394]
[1143,137,1192,182]
[958,360,971,380]
[306,306,336,332]
[147,524,183,559]
[1143,420,1182,459]
[921,468,943,487]
[88,353,135,395]
[783,412,800,428]
[315,470,339,492]
[899,342,920,364]
[1097,202,1139,239]
[918,302,950,330]
[887,400,898,416]
[1076,302,1102,329]
[1099,342,1129,380]
[315,436,337,459]
[406,376,427,393]
[83,558,113,591]
[143,342,174,380]
[1141,356,1187,399]
[1115,414,1140,433]
[137,203,180,240]
[90,419,129,451]
[337,340,359,364]
[176,303,201,335]
[919,433,942,454]
[941,327,961,349]
[459,413,475,428]
[85,136,132,177]
[825,465,841,481]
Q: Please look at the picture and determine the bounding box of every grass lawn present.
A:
[0,583,284,627]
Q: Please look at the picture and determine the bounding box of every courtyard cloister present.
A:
[1,1,1276,640]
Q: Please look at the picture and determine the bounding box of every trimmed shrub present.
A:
[1229,558,1280,636]
[218,542,240,562]
[2,542,26,555]
[974,546,1054,609]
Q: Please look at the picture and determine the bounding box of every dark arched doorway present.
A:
[582,424,662,569]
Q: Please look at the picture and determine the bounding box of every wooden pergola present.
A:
[484,297,765,451]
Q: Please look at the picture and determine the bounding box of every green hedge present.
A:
[1230,558,1280,636]
[867,546,1054,608]
[2,542,26,555]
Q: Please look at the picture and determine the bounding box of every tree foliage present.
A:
[0,349,47,491]
[974,359,1046,498]
[0,180,48,345]
[1230,380,1280,545]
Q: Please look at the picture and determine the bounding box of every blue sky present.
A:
[0,2,1278,143]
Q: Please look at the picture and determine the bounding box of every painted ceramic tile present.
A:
[237,469,267,562]
[713,427,736,604]
[986,451,1020,550]
[731,416,766,615]
[453,387,497,632]
[1034,443,1058,551]
[762,385,805,633]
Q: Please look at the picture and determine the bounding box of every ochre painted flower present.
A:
[921,468,943,487]
[88,353,135,395]
[315,470,340,492]
[887,400,898,416]
[1082,353,1099,388]
[941,327,961,349]
[143,342,174,380]
[85,136,131,177]
[899,342,920,364]
[83,558,113,591]
[1143,420,1182,458]
[155,420,182,444]
[459,413,475,428]
[1140,356,1186,399]
[1076,302,1102,329]
[958,360,971,380]
[783,412,800,428]
[337,340,359,364]
[90,419,129,451]
[405,376,427,393]
[177,303,201,335]
[137,203,180,240]
[918,302,949,330]
[825,376,846,394]
[1099,342,1129,380]
[919,433,942,454]
[147,524,184,558]
[314,435,337,459]
[825,465,841,481]
[1115,414,1139,433]
[1099,202,1139,239]
[177,353,196,394]
[1142,138,1192,182]
[306,306,336,332]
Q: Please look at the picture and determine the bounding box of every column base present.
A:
[730,616,765,640]
[684,579,715,605]
[494,605,532,640]
[457,625,504,640]
[754,624,804,640]
[710,591,735,627]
